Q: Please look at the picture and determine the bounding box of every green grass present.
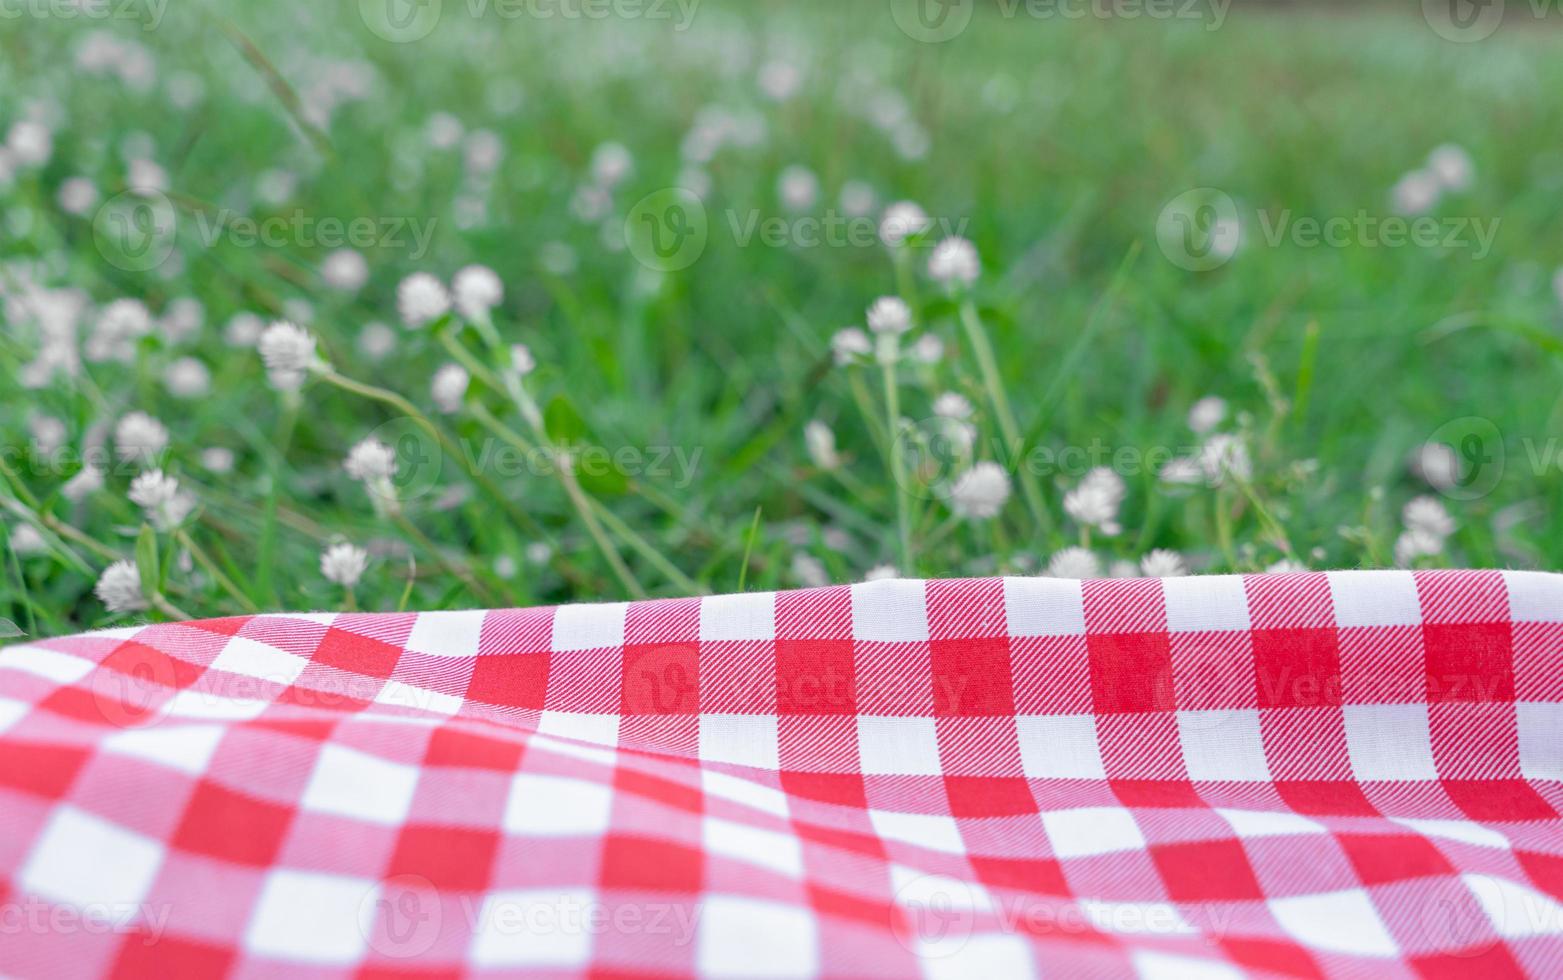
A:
[3,1,1563,634]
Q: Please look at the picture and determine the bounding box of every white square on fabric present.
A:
[103,723,226,776]
[856,715,943,776]
[850,579,929,643]
[704,816,802,878]
[1215,808,1324,839]
[1016,714,1106,779]
[1176,710,1272,781]
[300,743,420,825]
[1267,890,1399,956]
[1042,807,1146,860]
[245,869,375,964]
[1161,575,1251,633]
[868,810,966,855]
[0,646,94,685]
[1518,701,1563,780]
[1342,703,1438,781]
[696,895,818,979]
[0,696,29,735]
[210,635,309,686]
[1002,577,1086,637]
[503,773,612,836]
[373,679,463,716]
[537,710,621,747]
[701,769,789,818]
[1389,816,1508,850]
[1326,570,1422,628]
[699,591,777,642]
[405,610,488,657]
[19,806,164,917]
[889,865,993,912]
[699,714,780,770]
[1502,571,1563,623]
[550,602,628,652]
[1462,874,1563,938]
[920,933,1036,980]
[1132,950,1245,980]
[470,888,596,967]
[162,688,269,720]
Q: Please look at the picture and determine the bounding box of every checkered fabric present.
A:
[1,570,1561,978]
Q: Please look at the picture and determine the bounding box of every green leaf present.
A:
[544,394,591,446]
[135,524,160,600]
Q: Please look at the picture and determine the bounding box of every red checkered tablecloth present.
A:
[1,570,1561,977]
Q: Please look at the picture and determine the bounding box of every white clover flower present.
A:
[1266,558,1308,574]
[320,542,369,588]
[778,165,819,211]
[128,469,193,531]
[452,264,503,321]
[200,447,235,473]
[525,541,553,565]
[62,464,104,502]
[95,560,148,613]
[590,142,634,188]
[431,363,470,414]
[7,120,52,167]
[464,129,504,175]
[927,237,980,288]
[878,200,931,248]
[127,158,167,193]
[866,296,912,335]
[933,392,974,420]
[910,334,944,364]
[10,523,46,556]
[397,272,451,329]
[1553,267,1563,307]
[1108,560,1140,579]
[1391,169,1440,216]
[758,59,803,101]
[87,298,153,363]
[358,321,397,361]
[949,461,1011,520]
[159,297,203,345]
[1403,495,1455,539]
[426,111,465,150]
[1064,467,1126,536]
[791,553,830,589]
[830,327,872,365]
[864,564,899,581]
[257,321,318,390]
[29,415,67,455]
[115,411,168,464]
[1046,547,1100,579]
[1411,442,1459,492]
[163,357,211,399]
[57,176,99,216]
[321,249,369,293]
[224,311,264,347]
[804,420,840,471]
[839,180,876,219]
[510,344,536,376]
[1199,434,1251,485]
[1187,396,1227,435]
[1394,527,1445,567]
[493,554,519,579]
[1140,549,1188,577]
[344,438,397,482]
[1427,143,1474,193]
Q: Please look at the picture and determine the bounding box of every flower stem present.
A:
[176,529,259,613]
[879,343,914,572]
[958,298,1051,539]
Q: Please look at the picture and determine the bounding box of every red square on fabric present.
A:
[172,781,293,866]
[386,825,500,891]
[1412,943,1527,979]
[465,653,550,710]
[1216,937,1323,979]
[1111,779,1204,809]
[1335,833,1454,886]
[1152,839,1264,902]
[621,643,699,715]
[1087,632,1173,713]
[943,776,1035,817]
[1421,622,1514,703]
[1251,628,1342,708]
[930,637,1015,716]
[615,767,702,814]
[780,771,867,808]
[0,743,87,799]
[775,639,855,715]
[600,836,703,892]
[969,856,1069,895]
[110,934,234,980]
[423,726,524,771]
[1273,780,1378,817]
[312,628,402,678]
[1442,779,1556,821]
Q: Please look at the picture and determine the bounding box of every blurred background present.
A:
[2,0,1562,631]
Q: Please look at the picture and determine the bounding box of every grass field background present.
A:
[3,0,1563,633]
